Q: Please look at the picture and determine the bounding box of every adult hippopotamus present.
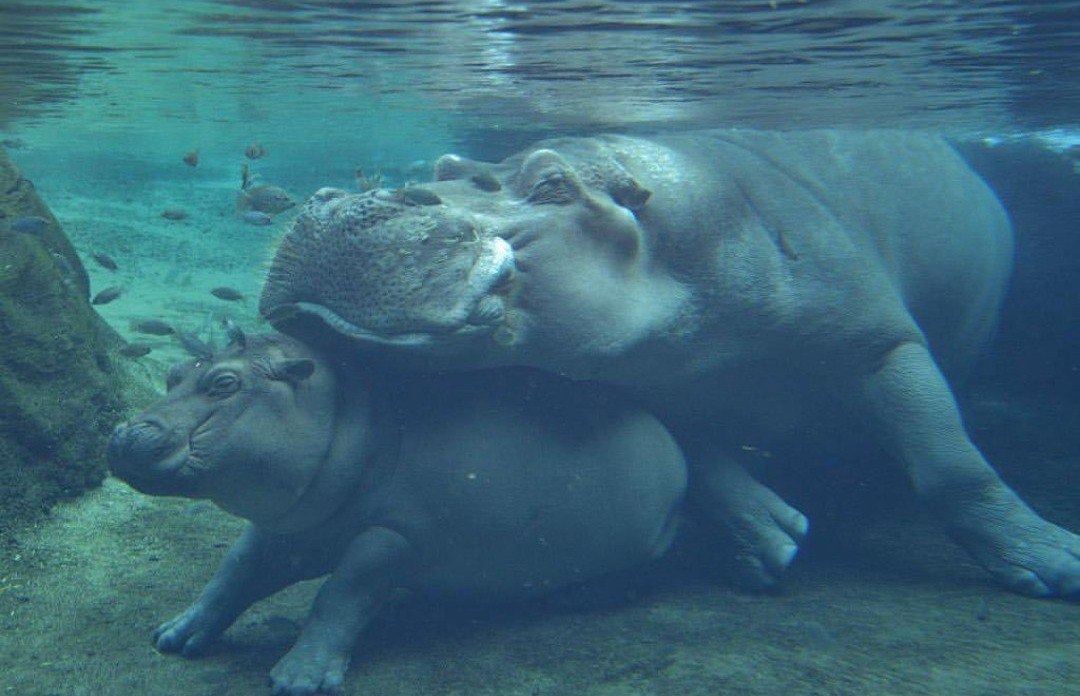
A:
[107,329,685,695]
[259,130,1080,597]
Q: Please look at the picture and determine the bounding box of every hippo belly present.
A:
[365,370,685,601]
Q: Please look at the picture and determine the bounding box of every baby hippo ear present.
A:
[271,358,316,384]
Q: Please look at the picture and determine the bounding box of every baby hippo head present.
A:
[107,330,336,524]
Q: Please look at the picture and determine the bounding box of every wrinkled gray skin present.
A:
[107,333,684,696]
[261,130,1080,598]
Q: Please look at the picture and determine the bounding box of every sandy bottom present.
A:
[0,459,1075,696]
[0,166,1076,695]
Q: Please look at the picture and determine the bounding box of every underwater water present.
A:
[0,2,1077,695]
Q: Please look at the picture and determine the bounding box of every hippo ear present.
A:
[608,177,651,213]
[271,358,315,384]
[433,154,470,181]
[224,319,247,350]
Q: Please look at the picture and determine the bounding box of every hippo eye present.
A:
[208,372,241,397]
[526,171,580,205]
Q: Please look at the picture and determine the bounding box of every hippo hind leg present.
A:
[859,341,1080,598]
[688,455,809,590]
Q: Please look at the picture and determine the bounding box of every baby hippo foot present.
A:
[725,488,810,590]
[692,465,810,590]
[270,639,350,696]
[946,488,1080,598]
[153,603,232,656]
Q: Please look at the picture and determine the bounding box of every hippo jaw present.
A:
[262,229,518,352]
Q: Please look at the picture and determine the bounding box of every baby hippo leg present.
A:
[269,526,414,696]
[155,526,314,656]
[689,456,809,590]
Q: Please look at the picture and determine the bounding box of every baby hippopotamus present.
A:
[107,329,685,696]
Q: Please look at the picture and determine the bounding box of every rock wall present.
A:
[0,148,126,528]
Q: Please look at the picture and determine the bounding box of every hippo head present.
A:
[260,141,674,373]
[107,330,345,527]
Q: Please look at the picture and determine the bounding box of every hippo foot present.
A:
[270,640,349,696]
[153,603,231,656]
[725,490,810,590]
[946,489,1080,598]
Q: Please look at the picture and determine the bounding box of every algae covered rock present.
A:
[0,148,125,527]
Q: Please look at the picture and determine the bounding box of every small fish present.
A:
[182,150,199,167]
[210,286,245,302]
[131,318,175,336]
[91,251,118,271]
[162,208,189,221]
[261,303,301,325]
[355,167,382,193]
[245,143,268,160]
[470,173,502,192]
[91,286,123,305]
[118,343,152,358]
[11,215,49,234]
[401,187,442,206]
[241,210,273,226]
[175,331,213,359]
[239,184,295,214]
[2,138,25,149]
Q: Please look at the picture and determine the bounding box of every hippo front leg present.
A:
[860,341,1080,598]
[270,526,415,696]
[155,525,317,656]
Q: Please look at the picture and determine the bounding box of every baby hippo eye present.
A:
[209,373,241,396]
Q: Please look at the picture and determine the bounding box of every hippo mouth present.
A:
[108,416,212,494]
[264,236,517,349]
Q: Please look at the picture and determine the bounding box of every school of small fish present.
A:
[24,140,433,360]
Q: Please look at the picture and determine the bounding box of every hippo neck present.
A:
[259,364,394,534]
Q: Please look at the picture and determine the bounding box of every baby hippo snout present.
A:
[108,420,168,464]
[107,420,187,492]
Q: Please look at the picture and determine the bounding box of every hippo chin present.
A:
[261,130,1080,598]
[108,331,685,695]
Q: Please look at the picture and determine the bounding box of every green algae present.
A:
[0,150,126,528]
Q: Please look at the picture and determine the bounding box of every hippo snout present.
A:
[107,420,186,488]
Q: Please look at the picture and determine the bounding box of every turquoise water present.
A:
[0,2,1077,695]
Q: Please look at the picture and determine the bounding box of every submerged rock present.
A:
[0,148,128,528]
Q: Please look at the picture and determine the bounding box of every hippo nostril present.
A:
[107,420,173,470]
[106,427,126,465]
[468,295,505,325]
[491,264,514,293]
